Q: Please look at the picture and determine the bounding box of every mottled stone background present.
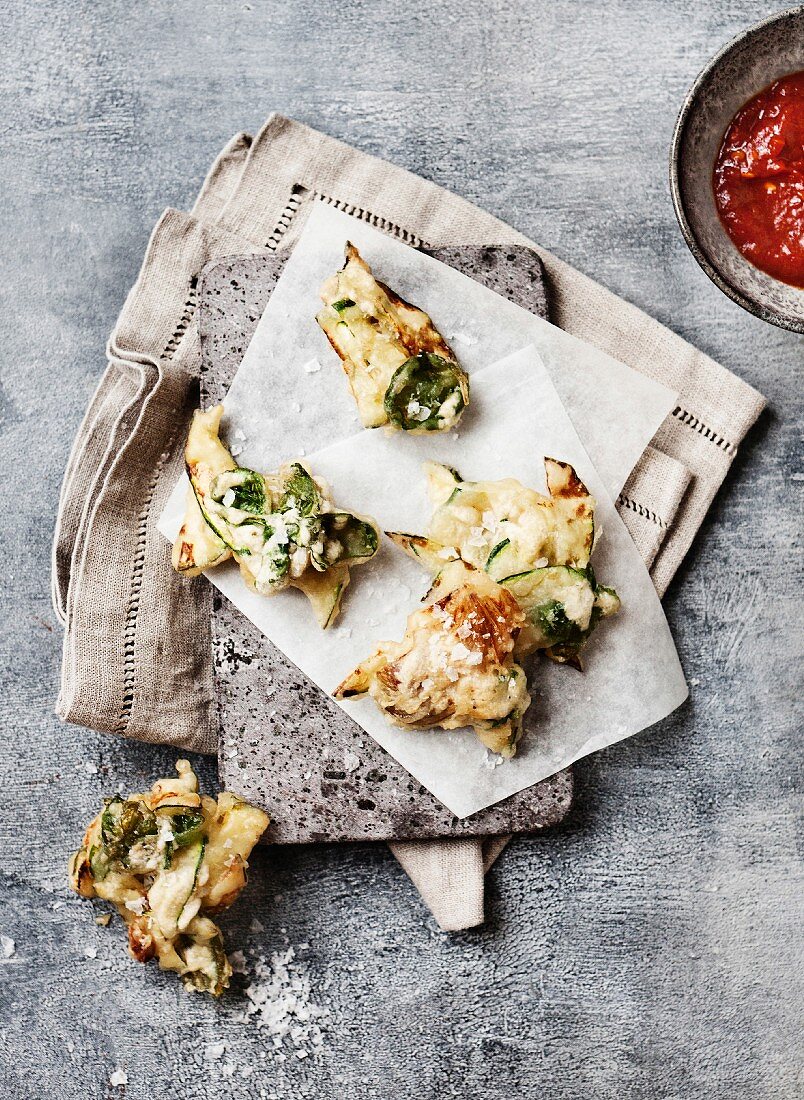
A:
[1,2,801,1097]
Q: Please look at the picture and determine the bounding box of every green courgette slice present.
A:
[321,513,379,563]
[147,838,206,939]
[485,538,524,581]
[279,462,320,518]
[503,565,619,661]
[383,352,468,431]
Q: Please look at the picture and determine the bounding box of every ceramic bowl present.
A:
[670,6,804,333]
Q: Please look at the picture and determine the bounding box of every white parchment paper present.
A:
[160,343,687,818]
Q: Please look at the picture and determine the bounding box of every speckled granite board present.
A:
[198,245,573,843]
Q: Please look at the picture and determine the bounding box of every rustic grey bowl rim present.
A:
[669,6,804,334]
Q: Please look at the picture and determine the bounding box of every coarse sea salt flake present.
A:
[205,1042,226,1061]
[84,945,98,959]
[109,1069,128,1087]
[301,357,322,374]
[222,488,237,507]
[1,935,15,957]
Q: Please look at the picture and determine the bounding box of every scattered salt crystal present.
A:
[450,642,472,662]
[229,950,247,973]
[84,945,98,959]
[437,546,457,560]
[222,488,237,508]
[450,331,478,347]
[421,678,435,693]
[51,901,64,911]
[220,1063,236,1078]
[406,398,431,422]
[84,762,98,776]
[251,918,265,933]
[234,429,246,441]
[1,935,15,958]
[109,1069,128,1087]
[95,914,111,927]
[205,1042,226,1061]
[301,357,322,374]
[343,750,360,773]
[690,677,700,687]
[338,627,352,639]
[230,443,244,458]
[238,945,329,1056]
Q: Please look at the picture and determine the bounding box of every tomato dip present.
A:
[713,70,804,288]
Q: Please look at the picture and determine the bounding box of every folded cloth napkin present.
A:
[52,116,765,931]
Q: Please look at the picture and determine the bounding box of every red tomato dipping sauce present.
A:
[713,70,804,288]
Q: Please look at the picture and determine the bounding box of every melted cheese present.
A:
[424,459,594,576]
[68,761,268,996]
[336,562,531,757]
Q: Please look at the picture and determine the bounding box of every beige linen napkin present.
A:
[53,115,765,930]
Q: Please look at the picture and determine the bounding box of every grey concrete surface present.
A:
[1,1,801,1097]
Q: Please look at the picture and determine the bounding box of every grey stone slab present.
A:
[198,247,572,843]
[1,1,802,1097]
